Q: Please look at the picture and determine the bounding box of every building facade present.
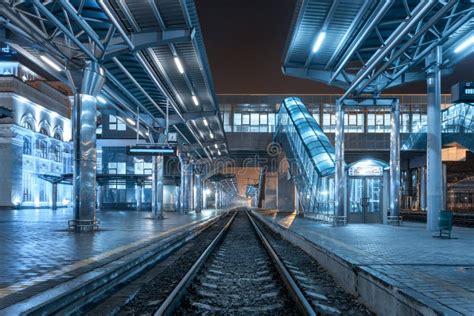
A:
[0,60,72,209]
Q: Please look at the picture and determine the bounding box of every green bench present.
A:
[438,210,453,238]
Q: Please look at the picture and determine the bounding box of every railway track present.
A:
[155,210,316,315]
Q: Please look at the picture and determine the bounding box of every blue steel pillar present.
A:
[151,155,164,219]
[389,99,401,220]
[179,155,193,213]
[195,173,203,213]
[71,61,105,231]
[334,99,346,225]
[425,46,443,231]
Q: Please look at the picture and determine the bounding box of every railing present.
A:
[274,97,336,222]
[402,103,474,151]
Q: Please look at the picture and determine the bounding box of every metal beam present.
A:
[102,28,195,61]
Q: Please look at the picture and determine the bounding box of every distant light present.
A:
[312,32,326,53]
[203,118,209,126]
[40,55,62,72]
[192,95,199,106]
[174,57,184,74]
[97,96,107,104]
[454,35,474,53]
[209,132,214,139]
[126,118,135,125]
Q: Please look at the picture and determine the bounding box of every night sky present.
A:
[196,0,473,95]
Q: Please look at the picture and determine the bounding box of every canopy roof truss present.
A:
[0,0,228,160]
[283,0,474,99]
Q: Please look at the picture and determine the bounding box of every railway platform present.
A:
[253,209,474,315]
[0,208,226,311]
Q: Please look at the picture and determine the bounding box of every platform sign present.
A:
[127,145,176,156]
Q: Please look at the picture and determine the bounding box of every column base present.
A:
[68,219,100,232]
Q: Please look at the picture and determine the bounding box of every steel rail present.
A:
[154,211,237,316]
[246,212,316,316]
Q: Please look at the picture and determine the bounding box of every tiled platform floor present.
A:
[0,208,222,300]
[256,210,474,315]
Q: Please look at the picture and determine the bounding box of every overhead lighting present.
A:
[97,96,107,104]
[126,118,136,125]
[209,132,214,139]
[217,150,221,156]
[40,55,62,72]
[174,57,184,74]
[192,95,199,106]
[454,35,474,53]
[312,31,326,53]
[214,144,218,149]
[203,118,209,126]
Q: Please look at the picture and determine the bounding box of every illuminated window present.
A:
[109,115,126,131]
[37,139,48,159]
[23,136,32,155]
[108,162,126,174]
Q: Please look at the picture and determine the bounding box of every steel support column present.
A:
[179,155,193,213]
[426,46,443,231]
[334,99,346,225]
[389,99,401,220]
[420,167,426,210]
[71,61,105,231]
[51,182,58,211]
[214,183,219,210]
[195,173,203,213]
[151,155,164,219]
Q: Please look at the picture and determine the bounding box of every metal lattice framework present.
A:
[283,0,474,99]
[0,0,228,160]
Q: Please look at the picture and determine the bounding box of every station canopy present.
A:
[0,0,227,160]
[282,0,474,99]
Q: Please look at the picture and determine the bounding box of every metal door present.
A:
[348,177,383,223]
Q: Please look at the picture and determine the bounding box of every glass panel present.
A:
[349,178,363,213]
[242,114,250,125]
[366,178,381,213]
[250,113,259,125]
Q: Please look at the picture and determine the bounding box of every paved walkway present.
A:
[255,210,474,315]
[0,208,222,301]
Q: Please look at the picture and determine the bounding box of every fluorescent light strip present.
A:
[126,118,135,125]
[174,57,184,74]
[209,132,214,139]
[454,35,474,53]
[192,95,199,106]
[214,144,218,149]
[129,148,174,153]
[40,55,62,72]
[97,96,107,104]
[312,32,326,53]
[203,118,209,126]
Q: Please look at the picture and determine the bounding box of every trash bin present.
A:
[438,210,453,238]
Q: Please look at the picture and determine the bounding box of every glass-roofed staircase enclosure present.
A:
[403,102,474,151]
[274,97,336,221]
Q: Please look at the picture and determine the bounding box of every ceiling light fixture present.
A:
[40,55,62,72]
[454,35,474,53]
[174,57,184,74]
[312,32,326,53]
[97,96,107,104]
[126,118,136,125]
[203,118,209,126]
[192,95,199,106]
